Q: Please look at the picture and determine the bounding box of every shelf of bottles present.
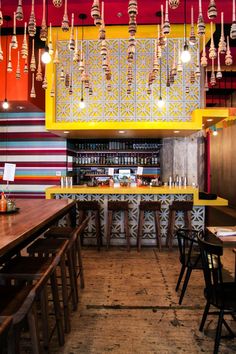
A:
[69,139,162,184]
[71,139,162,168]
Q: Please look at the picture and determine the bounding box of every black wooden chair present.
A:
[175,228,203,305]
[197,233,236,354]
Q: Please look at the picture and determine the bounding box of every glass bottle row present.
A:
[76,153,160,166]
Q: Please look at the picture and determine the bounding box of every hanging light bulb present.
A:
[41,45,51,64]
[2,98,9,110]
[230,0,236,39]
[181,42,191,63]
[79,98,86,109]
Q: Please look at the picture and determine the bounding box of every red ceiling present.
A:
[1,0,235,28]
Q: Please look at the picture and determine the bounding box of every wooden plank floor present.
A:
[51,247,236,354]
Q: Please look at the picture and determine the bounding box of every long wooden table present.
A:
[207,226,236,247]
[0,198,76,260]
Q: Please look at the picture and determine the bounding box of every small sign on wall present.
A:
[3,163,16,182]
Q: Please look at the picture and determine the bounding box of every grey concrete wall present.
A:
[161,131,205,189]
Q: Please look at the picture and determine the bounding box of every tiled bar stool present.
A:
[77,201,102,250]
[137,201,162,252]
[106,201,130,251]
[166,201,193,249]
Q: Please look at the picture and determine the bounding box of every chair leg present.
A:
[154,211,162,251]
[50,272,65,346]
[124,210,130,252]
[179,267,192,305]
[214,310,224,354]
[184,210,192,230]
[95,210,102,251]
[175,264,186,292]
[106,211,113,249]
[67,248,78,310]
[76,233,85,289]
[199,301,211,331]
[27,303,41,354]
[39,286,50,349]
[60,253,71,333]
[167,210,176,249]
[137,210,144,252]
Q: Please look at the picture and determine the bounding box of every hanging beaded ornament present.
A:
[16,0,23,21]
[197,0,205,36]
[189,6,197,46]
[225,36,233,66]
[21,22,28,58]
[210,59,216,86]
[163,0,170,35]
[28,0,36,37]
[11,12,18,49]
[209,21,217,60]
[30,73,36,98]
[40,0,48,42]
[30,39,36,72]
[216,49,222,79]
[207,0,217,20]
[61,0,69,32]
[16,51,21,79]
[218,12,226,54]
[230,0,236,40]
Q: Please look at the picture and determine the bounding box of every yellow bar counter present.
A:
[45,185,228,246]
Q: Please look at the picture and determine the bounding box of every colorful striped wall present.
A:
[0,112,67,198]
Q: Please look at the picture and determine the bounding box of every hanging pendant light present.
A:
[79,82,86,109]
[36,49,43,81]
[0,1,3,26]
[207,0,217,20]
[21,22,28,58]
[99,1,106,40]
[189,6,197,46]
[91,0,101,26]
[177,40,183,72]
[16,50,21,79]
[225,35,233,66]
[28,0,36,37]
[50,73,55,97]
[61,0,69,32]
[7,43,12,72]
[68,13,75,51]
[209,21,217,59]
[2,21,10,110]
[210,58,216,86]
[230,0,236,39]
[40,0,48,41]
[219,12,226,54]
[11,12,18,49]
[73,27,80,62]
[0,27,3,61]
[195,46,201,79]
[23,57,28,73]
[30,73,36,98]
[204,69,209,91]
[168,0,180,9]
[42,66,48,90]
[197,0,205,36]
[16,0,23,21]
[41,44,51,64]
[30,38,36,71]
[216,49,222,79]
[181,0,191,63]
[163,0,170,36]
[200,34,208,67]
[53,0,62,7]
[157,58,165,108]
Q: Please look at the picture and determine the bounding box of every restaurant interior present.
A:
[0,0,236,353]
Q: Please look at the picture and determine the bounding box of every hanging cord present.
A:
[184,0,187,43]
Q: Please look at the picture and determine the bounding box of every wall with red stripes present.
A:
[0,112,67,198]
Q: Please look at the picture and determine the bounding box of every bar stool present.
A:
[77,201,102,250]
[166,201,193,249]
[137,201,162,252]
[106,201,130,251]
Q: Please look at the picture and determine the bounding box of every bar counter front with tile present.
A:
[46,186,228,247]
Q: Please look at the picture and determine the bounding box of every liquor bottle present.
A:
[0,192,7,212]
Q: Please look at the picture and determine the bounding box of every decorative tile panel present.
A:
[56,38,200,123]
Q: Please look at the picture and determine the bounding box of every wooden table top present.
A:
[207,226,236,247]
[0,198,76,257]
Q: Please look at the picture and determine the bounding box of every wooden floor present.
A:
[50,247,236,354]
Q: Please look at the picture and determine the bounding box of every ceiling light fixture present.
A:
[2,16,11,110]
[181,0,191,63]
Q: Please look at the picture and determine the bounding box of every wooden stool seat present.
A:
[77,201,102,250]
[137,201,162,252]
[106,201,130,251]
[166,201,193,248]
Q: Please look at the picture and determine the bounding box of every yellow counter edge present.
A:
[45,186,228,207]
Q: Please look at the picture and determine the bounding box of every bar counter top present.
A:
[45,185,228,207]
